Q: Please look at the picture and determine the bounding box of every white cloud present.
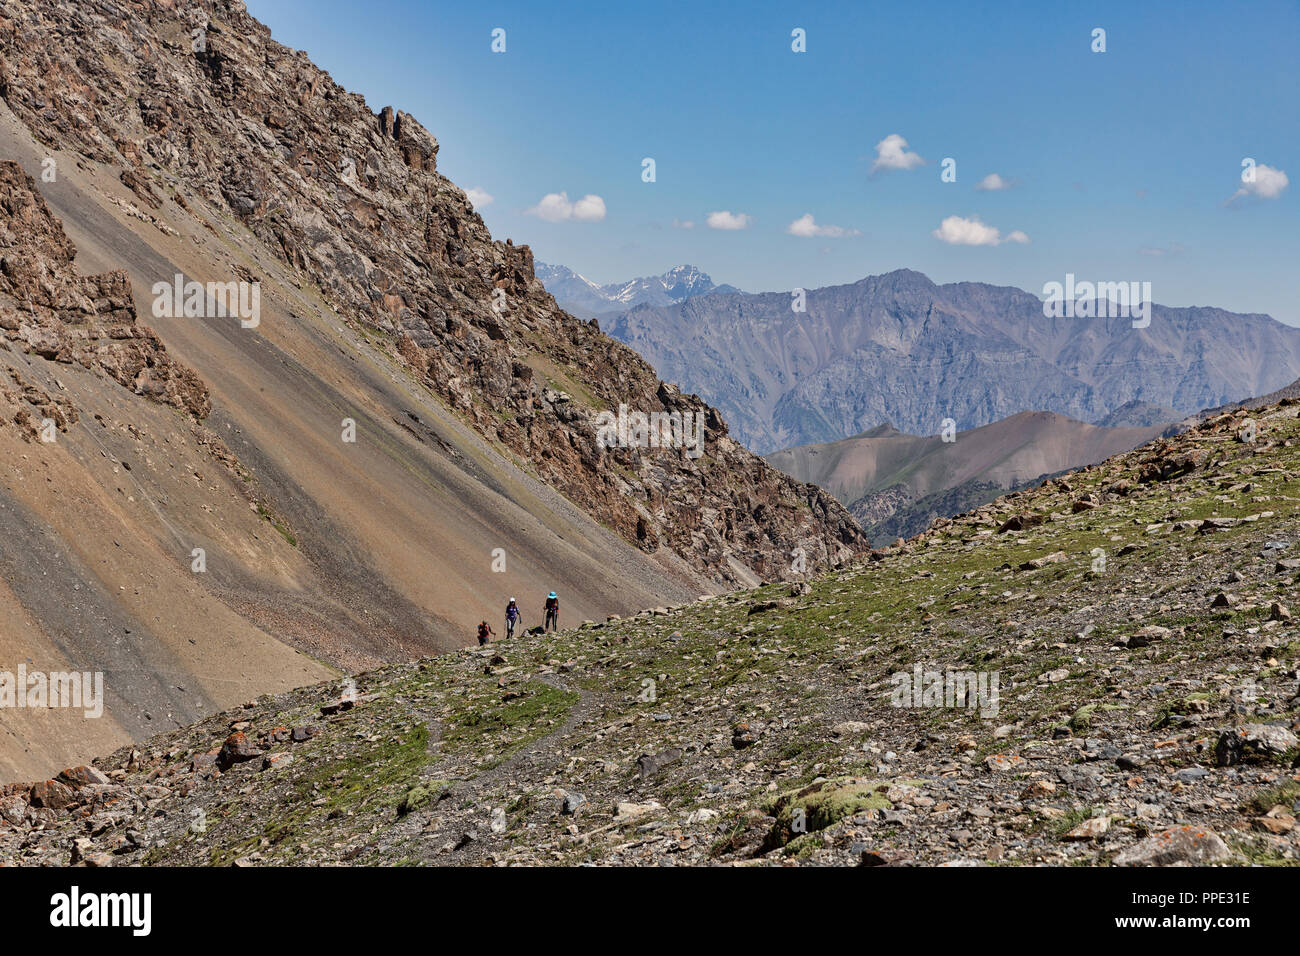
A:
[932,215,1029,246]
[1230,163,1289,202]
[786,213,860,238]
[870,134,926,174]
[465,187,494,209]
[672,218,695,230]
[1140,242,1185,257]
[526,191,607,222]
[706,210,752,230]
[975,173,1014,192]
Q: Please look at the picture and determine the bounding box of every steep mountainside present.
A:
[604,269,1300,453]
[0,0,862,585]
[0,160,333,781]
[0,0,863,779]
[537,262,741,319]
[4,399,1299,866]
[767,411,1171,544]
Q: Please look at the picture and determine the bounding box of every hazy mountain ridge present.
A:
[767,410,1171,544]
[604,268,1300,454]
[1196,375,1300,420]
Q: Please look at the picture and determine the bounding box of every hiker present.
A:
[505,597,521,639]
[476,620,494,646]
[543,591,559,633]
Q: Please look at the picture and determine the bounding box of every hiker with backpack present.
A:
[505,598,522,639]
[476,620,495,646]
[544,591,559,633]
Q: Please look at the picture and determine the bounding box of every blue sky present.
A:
[249,0,1298,322]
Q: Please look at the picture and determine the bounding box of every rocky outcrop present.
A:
[853,479,1007,546]
[0,0,864,583]
[0,162,209,421]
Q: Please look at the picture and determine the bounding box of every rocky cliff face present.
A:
[606,269,1300,454]
[0,0,864,584]
[0,161,207,428]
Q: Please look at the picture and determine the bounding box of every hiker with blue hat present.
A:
[543,591,559,633]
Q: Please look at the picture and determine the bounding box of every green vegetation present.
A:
[442,679,579,771]
[761,778,893,850]
[1247,778,1300,815]
[256,502,298,548]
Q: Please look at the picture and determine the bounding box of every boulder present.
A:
[216,731,262,770]
[56,766,111,789]
[998,513,1044,533]
[1113,826,1232,866]
[29,779,77,810]
[1216,724,1299,766]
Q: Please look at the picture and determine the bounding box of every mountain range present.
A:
[536,262,741,318]
[601,269,1300,454]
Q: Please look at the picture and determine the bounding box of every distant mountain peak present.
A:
[537,261,742,317]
